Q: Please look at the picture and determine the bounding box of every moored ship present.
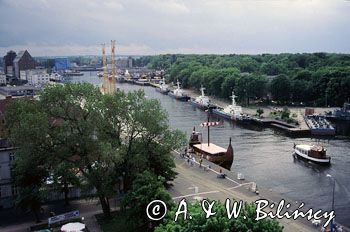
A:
[189,128,233,170]
[63,70,84,77]
[212,91,253,123]
[155,78,170,94]
[293,144,331,164]
[168,80,190,101]
[305,115,335,136]
[190,86,211,110]
[327,103,350,121]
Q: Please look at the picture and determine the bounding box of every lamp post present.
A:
[326,174,336,231]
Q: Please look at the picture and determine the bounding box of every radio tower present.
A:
[101,43,109,94]
[110,40,117,93]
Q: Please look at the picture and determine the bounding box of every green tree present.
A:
[123,171,175,231]
[6,83,185,219]
[281,107,291,119]
[270,75,291,104]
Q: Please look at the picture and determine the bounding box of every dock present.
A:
[170,151,341,232]
[253,118,311,136]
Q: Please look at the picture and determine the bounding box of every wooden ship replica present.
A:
[188,111,234,170]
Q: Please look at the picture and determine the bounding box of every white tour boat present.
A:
[293,144,331,164]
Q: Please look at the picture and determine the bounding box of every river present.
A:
[69,72,350,228]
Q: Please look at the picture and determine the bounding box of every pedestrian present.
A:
[199,158,202,167]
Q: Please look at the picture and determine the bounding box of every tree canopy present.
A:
[135,53,350,106]
[6,83,185,219]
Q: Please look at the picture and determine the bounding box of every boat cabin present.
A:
[295,144,327,159]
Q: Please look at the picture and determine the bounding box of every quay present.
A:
[130,82,335,137]
[253,118,311,137]
[170,151,347,232]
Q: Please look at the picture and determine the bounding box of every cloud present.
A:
[0,0,349,55]
[144,0,190,15]
[0,43,155,56]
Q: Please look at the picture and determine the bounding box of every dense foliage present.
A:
[136,53,350,106]
[5,83,185,220]
[123,170,175,231]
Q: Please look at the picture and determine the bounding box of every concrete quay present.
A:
[169,150,346,232]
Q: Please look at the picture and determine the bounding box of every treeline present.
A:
[136,53,350,106]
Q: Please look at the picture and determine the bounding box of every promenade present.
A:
[170,151,330,232]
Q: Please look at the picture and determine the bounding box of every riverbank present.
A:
[183,88,337,128]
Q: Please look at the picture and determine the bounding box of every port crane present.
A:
[101,40,117,94]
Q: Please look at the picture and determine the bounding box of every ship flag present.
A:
[200,121,221,127]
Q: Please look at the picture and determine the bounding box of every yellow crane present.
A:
[101,43,109,94]
[101,41,117,94]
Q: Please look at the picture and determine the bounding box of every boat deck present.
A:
[193,143,226,155]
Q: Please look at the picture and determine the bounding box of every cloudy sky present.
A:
[0,0,349,56]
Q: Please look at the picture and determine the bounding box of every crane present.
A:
[101,41,117,94]
[101,43,109,94]
[110,40,117,93]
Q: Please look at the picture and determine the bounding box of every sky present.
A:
[0,0,349,56]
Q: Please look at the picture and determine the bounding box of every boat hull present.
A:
[168,92,190,101]
[134,80,150,86]
[191,144,233,170]
[189,99,209,110]
[156,88,169,94]
[294,149,331,164]
[212,108,253,124]
[212,108,234,120]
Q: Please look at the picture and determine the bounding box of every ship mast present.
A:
[200,85,205,97]
[101,43,109,94]
[110,40,117,93]
[176,79,180,90]
[231,91,237,106]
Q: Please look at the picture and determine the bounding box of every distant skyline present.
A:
[1,0,349,56]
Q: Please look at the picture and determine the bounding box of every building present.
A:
[0,139,16,209]
[117,57,133,69]
[0,97,17,208]
[55,57,70,72]
[0,73,6,85]
[27,72,62,86]
[3,51,17,77]
[13,50,36,79]
[0,86,39,97]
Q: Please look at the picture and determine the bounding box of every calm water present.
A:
[70,72,350,227]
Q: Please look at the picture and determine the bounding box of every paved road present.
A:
[0,199,104,232]
[170,152,327,232]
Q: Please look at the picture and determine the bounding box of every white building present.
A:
[24,69,61,86]
[0,73,6,85]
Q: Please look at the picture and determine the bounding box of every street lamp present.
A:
[326,174,336,231]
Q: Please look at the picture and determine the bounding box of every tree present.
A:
[6,83,185,219]
[123,171,175,231]
[281,107,291,120]
[155,201,283,232]
[270,75,291,104]
[6,99,51,222]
